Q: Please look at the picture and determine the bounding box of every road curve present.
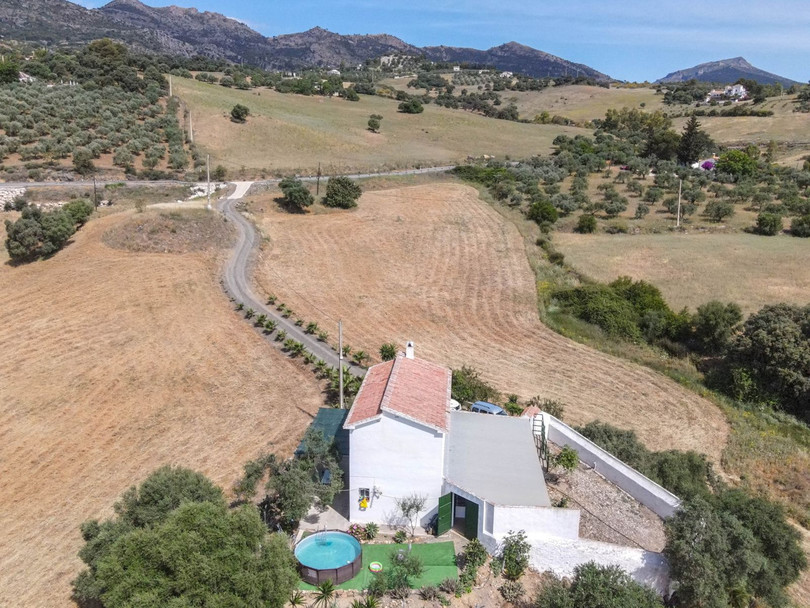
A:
[219,182,364,377]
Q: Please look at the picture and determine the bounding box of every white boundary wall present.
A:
[536,413,681,518]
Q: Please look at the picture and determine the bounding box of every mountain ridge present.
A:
[656,57,798,87]
[0,0,610,79]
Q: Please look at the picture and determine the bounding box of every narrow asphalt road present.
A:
[219,182,364,377]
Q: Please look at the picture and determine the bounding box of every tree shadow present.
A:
[272,196,308,214]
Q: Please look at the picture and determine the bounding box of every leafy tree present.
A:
[90,503,298,608]
[73,147,95,175]
[62,199,95,225]
[704,199,735,222]
[395,493,427,538]
[264,429,343,531]
[212,165,227,181]
[665,494,805,608]
[527,200,559,225]
[0,60,20,84]
[323,176,362,209]
[368,114,382,132]
[5,206,77,262]
[279,177,314,211]
[692,301,742,354]
[677,116,713,165]
[72,466,228,606]
[379,342,397,361]
[398,98,424,114]
[755,212,782,235]
[535,562,663,608]
[230,103,250,123]
[554,284,642,341]
[451,365,500,405]
[575,214,597,233]
[716,150,758,178]
[725,304,810,420]
[791,214,810,237]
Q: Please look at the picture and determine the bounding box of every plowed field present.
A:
[254,183,728,459]
[0,212,323,607]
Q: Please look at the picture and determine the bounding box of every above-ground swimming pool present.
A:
[295,531,363,585]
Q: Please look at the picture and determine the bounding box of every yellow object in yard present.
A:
[359,497,369,509]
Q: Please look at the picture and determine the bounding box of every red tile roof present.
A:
[521,405,541,418]
[344,356,450,432]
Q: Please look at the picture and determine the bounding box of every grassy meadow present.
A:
[173,77,587,175]
[554,232,810,315]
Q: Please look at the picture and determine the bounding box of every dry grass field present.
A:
[0,210,324,607]
[173,78,586,175]
[672,95,810,156]
[250,183,728,459]
[554,232,810,315]
[504,85,665,122]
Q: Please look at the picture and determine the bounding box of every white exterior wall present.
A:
[539,414,681,518]
[348,412,445,526]
[529,534,670,596]
[493,505,580,540]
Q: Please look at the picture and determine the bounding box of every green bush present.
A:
[500,530,531,580]
[5,205,79,262]
[575,214,597,233]
[535,563,663,608]
[230,104,250,122]
[499,580,525,603]
[553,284,642,341]
[279,176,314,211]
[451,365,500,405]
[554,446,579,472]
[379,342,397,361]
[398,98,424,114]
[665,493,806,608]
[323,176,362,209]
[755,212,782,235]
[575,421,713,500]
[527,200,559,225]
[790,214,810,237]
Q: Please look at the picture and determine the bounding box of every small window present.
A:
[359,488,370,499]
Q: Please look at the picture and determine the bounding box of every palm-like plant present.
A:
[313,580,335,608]
[245,308,255,319]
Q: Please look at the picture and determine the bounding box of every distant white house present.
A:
[327,69,341,76]
[18,72,35,84]
[452,66,461,72]
[705,84,747,103]
[499,71,513,78]
[343,343,671,594]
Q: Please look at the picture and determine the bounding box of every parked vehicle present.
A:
[469,401,507,415]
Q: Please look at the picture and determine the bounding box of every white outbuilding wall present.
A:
[347,412,445,525]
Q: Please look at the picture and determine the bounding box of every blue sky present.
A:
[76,0,809,82]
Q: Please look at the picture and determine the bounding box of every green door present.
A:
[436,493,452,536]
[464,500,479,540]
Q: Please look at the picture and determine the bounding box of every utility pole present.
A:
[206,154,211,210]
[338,320,344,409]
[169,75,173,98]
[316,162,321,196]
[676,178,682,228]
[188,113,193,144]
[92,176,98,208]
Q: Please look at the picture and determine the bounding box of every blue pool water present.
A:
[295,532,362,570]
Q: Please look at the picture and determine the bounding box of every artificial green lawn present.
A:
[299,541,458,590]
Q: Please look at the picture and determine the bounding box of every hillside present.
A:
[0,0,610,79]
[172,77,588,174]
[657,57,798,87]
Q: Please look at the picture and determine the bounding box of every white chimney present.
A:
[405,341,415,359]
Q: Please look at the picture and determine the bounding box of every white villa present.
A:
[341,343,674,594]
[705,84,747,102]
